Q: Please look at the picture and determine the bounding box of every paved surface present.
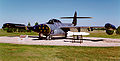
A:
[0,36,120,47]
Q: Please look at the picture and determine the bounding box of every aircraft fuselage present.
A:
[33,19,72,36]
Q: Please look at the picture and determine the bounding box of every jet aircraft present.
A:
[2,11,116,40]
[33,11,105,39]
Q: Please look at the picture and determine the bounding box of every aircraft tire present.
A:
[39,33,43,39]
[46,35,52,40]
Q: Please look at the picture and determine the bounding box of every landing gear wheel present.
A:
[46,35,52,40]
[39,33,43,39]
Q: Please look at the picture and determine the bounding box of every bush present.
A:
[12,28,17,32]
[18,29,26,32]
[116,26,120,35]
[3,27,29,33]
[3,27,18,32]
[3,27,12,32]
[3,27,8,31]
[7,28,14,32]
[106,30,114,35]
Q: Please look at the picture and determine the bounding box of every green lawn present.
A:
[0,29,120,39]
[0,29,38,36]
[0,43,119,61]
[85,30,120,39]
[0,29,120,61]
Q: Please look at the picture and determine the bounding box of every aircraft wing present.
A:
[60,26,104,28]
[60,26,105,32]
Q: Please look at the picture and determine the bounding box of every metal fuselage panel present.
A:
[33,22,73,36]
[47,22,73,35]
[47,23,63,36]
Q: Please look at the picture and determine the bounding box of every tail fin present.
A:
[60,11,92,26]
[73,11,77,26]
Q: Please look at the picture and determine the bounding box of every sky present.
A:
[0,0,120,28]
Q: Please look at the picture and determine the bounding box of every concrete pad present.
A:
[0,36,120,47]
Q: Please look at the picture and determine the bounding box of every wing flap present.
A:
[60,26,104,29]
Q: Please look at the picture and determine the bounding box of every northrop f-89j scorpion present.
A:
[2,11,116,40]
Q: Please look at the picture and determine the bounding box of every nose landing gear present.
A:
[39,33,43,39]
[39,33,52,40]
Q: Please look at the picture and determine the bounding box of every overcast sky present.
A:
[0,0,120,28]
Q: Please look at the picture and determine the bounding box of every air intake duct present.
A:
[105,23,116,35]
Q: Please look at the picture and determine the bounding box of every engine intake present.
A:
[105,23,116,35]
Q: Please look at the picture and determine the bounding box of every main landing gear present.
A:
[64,32,67,38]
[46,35,52,40]
[39,33,52,40]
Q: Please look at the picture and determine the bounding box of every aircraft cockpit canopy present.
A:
[47,19,61,24]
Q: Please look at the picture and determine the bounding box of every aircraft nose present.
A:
[34,24,51,34]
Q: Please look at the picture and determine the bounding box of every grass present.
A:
[0,29,120,61]
[0,29,120,39]
[0,43,120,61]
[0,29,38,36]
[84,30,120,39]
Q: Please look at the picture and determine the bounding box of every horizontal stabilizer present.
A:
[60,17,92,19]
[60,11,92,26]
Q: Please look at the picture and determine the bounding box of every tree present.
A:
[28,22,31,26]
[116,26,120,35]
[35,22,38,26]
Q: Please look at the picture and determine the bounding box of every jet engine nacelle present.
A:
[105,23,116,35]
